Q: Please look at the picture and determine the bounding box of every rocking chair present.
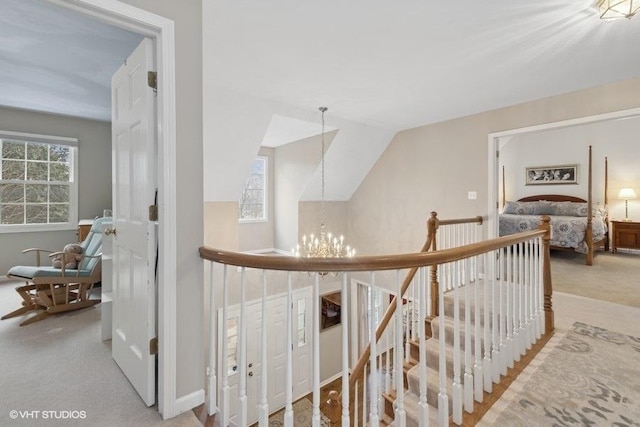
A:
[2,217,110,326]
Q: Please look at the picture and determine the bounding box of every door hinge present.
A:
[150,337,158,355]
[149,204,158,221]
[148,71,157,91]
[496,150,500,158]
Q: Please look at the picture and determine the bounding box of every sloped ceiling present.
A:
[1,0,639,130]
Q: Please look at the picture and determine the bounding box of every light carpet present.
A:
[267,398,331,427]
[479,322,640,426]
[0,279,200,427]
[550,250,640,308]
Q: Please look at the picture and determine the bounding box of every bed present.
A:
[499,146,608,266]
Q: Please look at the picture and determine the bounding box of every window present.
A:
[238,156,267,221]
[0,131,78,232]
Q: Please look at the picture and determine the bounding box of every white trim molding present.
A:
[45,0,180,420]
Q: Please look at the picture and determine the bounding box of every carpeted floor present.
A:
[0,279,200,427]
[479,321,640,426]
[550,250,640,308]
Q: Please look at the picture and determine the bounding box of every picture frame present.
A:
[320,291,341,331]
[525,164,578,185]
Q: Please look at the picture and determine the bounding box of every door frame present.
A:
[45,0,179,419]
[487,107,640,240]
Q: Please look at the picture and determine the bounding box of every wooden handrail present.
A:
[199,230,540,273]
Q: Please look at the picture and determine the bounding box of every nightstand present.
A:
[611,220,640,253]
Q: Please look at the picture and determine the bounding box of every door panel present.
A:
[111,37,157,407]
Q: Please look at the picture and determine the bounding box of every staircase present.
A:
[377,271,552,426]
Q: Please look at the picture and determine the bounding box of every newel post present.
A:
[427,211,440,317]
[539,215,554,334]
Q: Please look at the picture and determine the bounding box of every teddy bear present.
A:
[52,243,84,269]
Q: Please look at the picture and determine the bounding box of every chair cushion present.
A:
[8,265,93,279]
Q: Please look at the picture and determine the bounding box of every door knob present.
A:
[248,371,253,377]
[248,363,253,368]
[105,228,117,236]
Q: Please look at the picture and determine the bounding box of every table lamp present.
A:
[618,187,637,221]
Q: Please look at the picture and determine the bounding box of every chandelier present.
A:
[596,0,640,19]
[294,107,355,258]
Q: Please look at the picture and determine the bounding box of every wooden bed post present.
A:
[539,215,554,334]
[586,145,594,266]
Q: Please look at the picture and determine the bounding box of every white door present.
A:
[111,37,158,407]
[219,288,312,425]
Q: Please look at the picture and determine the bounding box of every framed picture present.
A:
[320,291,341,331]
[525,164,578,185]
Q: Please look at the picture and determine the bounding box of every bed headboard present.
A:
[518,195,587,203]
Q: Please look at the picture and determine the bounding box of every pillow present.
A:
[503,201,537,215]
[593,204,607,218]
[532,201,553,215]
[549,201,588,217]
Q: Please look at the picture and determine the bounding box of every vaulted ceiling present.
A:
[1,0,639,132]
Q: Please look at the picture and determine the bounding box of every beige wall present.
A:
[348,76,640,274]
[0,107,111,274]
[119,0,204,403]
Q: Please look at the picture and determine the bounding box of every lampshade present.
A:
[618,187,637,200]
[597,0,640,19]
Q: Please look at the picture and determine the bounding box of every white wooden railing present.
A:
[199,214,554,426]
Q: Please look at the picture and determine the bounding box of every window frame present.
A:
[0,130,79,233]
[238,155,268,223]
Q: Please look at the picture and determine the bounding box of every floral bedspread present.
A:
[498,214,607,254]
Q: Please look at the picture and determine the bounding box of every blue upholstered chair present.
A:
[2,217,110,326]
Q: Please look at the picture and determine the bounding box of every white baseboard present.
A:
[174,388,205,415]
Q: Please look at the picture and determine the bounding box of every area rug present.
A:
[268,398,331,427]
[480,322,640,426]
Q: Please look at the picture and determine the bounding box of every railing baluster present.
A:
[438,263,449,426]
[259,270,269,426]
[369,273,380,427]
[519,242,526,357]
[221,265,230,427]
[284,272,293,427]
[312,274,321,427]
[238,267,247,427]
[491,249,500,384]
[536,237,543,340]
[394,270,406,427]
[473,253,483,403]
[452,260,462,424]
[464,257,473,413]
[341,273,350,427]
[483,251,492,393]
[207,262,218,416]
[418,263,429,426]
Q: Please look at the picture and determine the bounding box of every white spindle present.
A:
[417,262,429,426]
[394,270,406,427]
[284,272,293,427]
[536,237,543,338]
[452,261,463,424]
[354,381,359,427]
[362,369,367,425]
[491,249,500,384]
[525,242,533,348]
[438,264,449,426]
[519,242,526,357]
[405,283,411,363]
[369,274,380,427]
[483,252,492,393]
[463,257,473,413]
[312,274,321,427]
[259,270,269,426]
[507,244,516,367]
[499,249,507,377]
[221,266,230,427]
[341,273,350,426]
[238,267,247,427]
[207,262,218,415]
[473,253,483,403]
